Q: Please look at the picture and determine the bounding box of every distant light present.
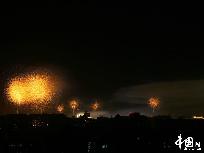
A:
[102,144,108,149]
[76,112,84,118]
[32,119,48,127]
[193,116,204,119]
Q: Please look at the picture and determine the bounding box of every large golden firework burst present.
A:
[6,72,59,113]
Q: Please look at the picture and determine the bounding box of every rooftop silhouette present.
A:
[0,113,203,153]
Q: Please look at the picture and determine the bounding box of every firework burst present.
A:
[91,101,99,111]
[69,99,79,116]
[6,72,59,113]
[57,104,64,113]
[148,97,160,112]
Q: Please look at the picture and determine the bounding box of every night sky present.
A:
[0,1,204,116]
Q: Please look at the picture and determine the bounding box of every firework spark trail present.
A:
[6,72,59,113]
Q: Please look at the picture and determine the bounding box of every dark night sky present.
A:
[0,1,204,116]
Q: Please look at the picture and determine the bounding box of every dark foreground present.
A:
[0,114,203,153]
